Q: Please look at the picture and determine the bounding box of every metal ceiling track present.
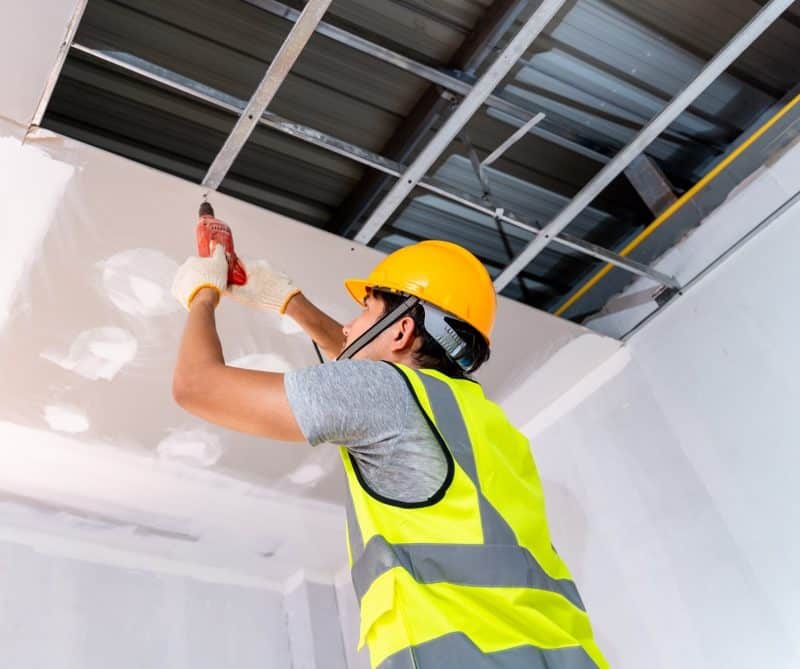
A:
[202,0,332,189]
[69,43,677,288]
[492,0,796,292]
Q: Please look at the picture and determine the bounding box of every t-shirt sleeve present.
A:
[284,360,410,449]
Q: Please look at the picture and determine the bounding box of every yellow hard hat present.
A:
[345,240,496,343]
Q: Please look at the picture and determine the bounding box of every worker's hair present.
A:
[372,289,490,378]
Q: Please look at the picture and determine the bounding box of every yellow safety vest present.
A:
[340,363,609,669]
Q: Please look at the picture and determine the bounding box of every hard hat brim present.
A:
[344,278,370,305]
[345,278,414,306]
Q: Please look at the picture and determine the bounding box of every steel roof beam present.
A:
[624,155,678,217]
[493,0,795,292]
[351,0,570,245]
[69,43,677,288]
[202,0,331,190]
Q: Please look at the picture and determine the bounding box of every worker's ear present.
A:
[390,315,417,351]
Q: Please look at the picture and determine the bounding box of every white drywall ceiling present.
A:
[0,0,83,127]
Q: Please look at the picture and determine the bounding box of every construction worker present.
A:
[171,232,608,669]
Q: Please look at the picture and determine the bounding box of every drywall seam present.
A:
[330,571,360,669]
[335,565,353,588]
[0,524,283,590]
[284,568,308,594]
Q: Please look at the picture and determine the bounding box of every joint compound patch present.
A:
[98,249,180,317]
[43,405,90,433]
[157,429,223,467]
[41,327,138,381]
[288,464,326,486]
[0,135,75,332]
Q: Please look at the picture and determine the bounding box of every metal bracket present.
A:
[653,285,680,306]
[459,130,492,198]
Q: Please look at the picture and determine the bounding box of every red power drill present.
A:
[196,201,247,286]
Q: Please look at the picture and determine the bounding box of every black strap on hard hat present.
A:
[336,295,420,362]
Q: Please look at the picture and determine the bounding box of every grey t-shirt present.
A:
[284,360,449,503]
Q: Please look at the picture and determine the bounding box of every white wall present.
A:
[0,538,291,669]
[285,574,349,669]
[520,141,800,668]
[0,533,374,669]
[336,573,370,669]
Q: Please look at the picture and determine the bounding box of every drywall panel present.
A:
[0,0,82,127]
[529,362,798,668]
[0,117,606,584]
[525,148,800,667]
[629,198,800,660]
[0,538,291,669]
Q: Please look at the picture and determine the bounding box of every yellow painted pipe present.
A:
[554,91,800,317]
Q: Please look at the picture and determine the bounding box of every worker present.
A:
[171,230,608,669]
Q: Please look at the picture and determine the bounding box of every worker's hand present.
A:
[225,258,299,314]
[171,244,229,311]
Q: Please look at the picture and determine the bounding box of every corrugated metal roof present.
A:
[41,0,800,321]
[608,0,800,95]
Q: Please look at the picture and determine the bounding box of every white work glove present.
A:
[225,258,300,314]
[226,258,300,314]
[171,244,229,311]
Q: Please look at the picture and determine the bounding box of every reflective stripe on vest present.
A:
[341,364,608,669]
[351,534,584,610]
[378,632,598,669]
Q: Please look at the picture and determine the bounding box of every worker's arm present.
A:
[284,292,345,360]
[170,249,305,441]
[172,288,305,441]
[225,257,346,359]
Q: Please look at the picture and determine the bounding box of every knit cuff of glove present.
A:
[172,245,229,311]
[278,288,301,314]
[187,284,222,310]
